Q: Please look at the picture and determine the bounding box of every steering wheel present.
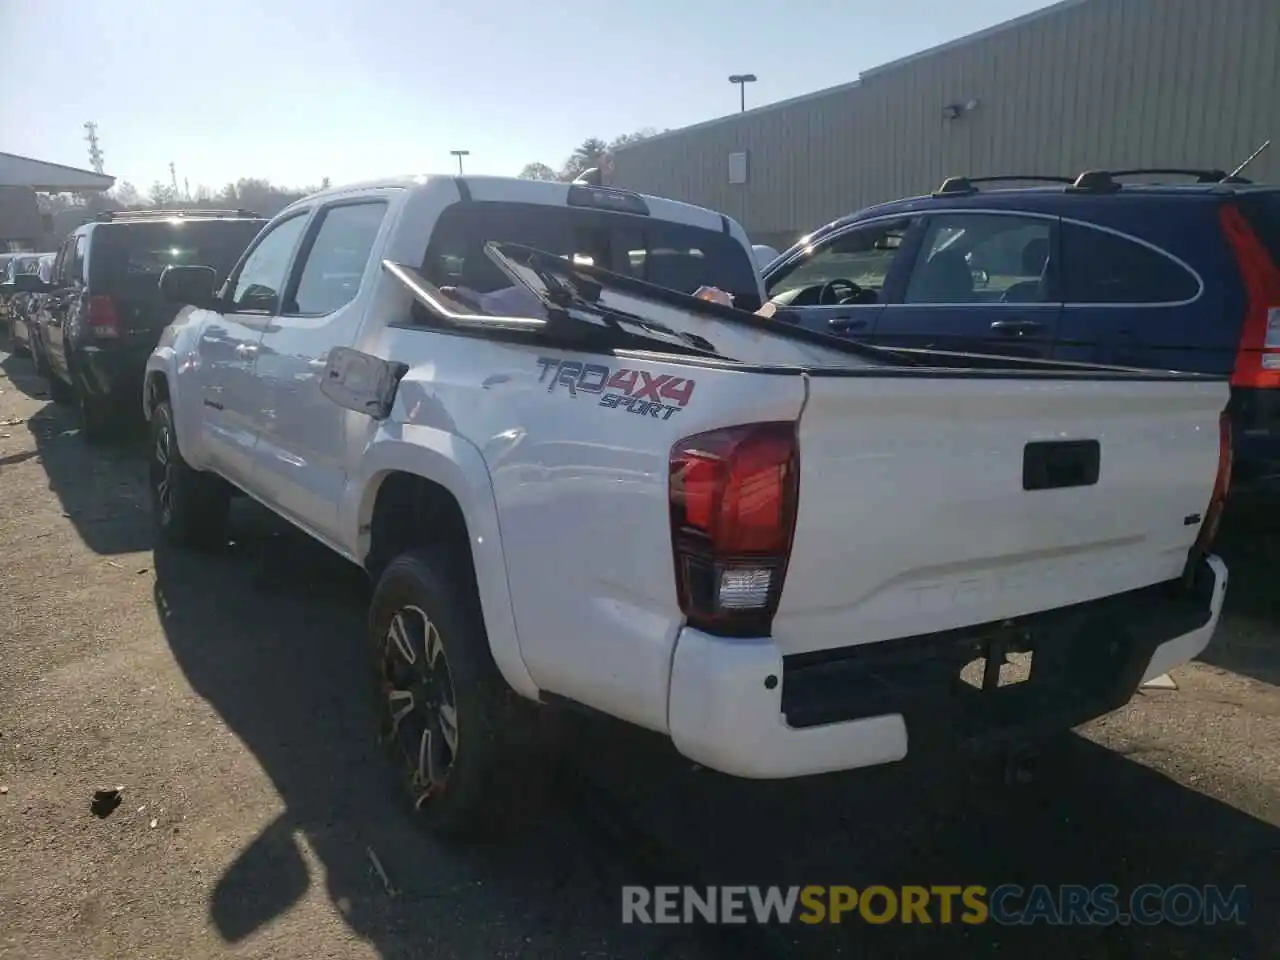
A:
[817,278,863,305]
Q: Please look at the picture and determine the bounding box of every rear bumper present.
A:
[667,555,1228,779]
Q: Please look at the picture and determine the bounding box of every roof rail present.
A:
[93,207,260,222]
[1105,167,1251,184]
[1066,170,1122,194]
[931,174,1073,197]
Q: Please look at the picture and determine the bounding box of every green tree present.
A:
[559,137,610,182]
[519,162,558,181]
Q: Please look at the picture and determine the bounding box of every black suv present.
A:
[31,209,266,441]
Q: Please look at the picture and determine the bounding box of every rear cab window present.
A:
[88,219,266,294]
[421,201,760,311]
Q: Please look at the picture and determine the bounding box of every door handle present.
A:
[829,315,868,332]
[990,319,1043,336]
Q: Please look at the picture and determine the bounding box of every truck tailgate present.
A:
[772,372,1228,657]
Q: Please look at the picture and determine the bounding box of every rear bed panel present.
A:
[771,374,1227,656]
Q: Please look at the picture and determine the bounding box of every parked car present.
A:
[761,168,1280,507]
[1,252,48,347]
[145,174,1229,839]
[7,252,56,359]
[26,209,267,441]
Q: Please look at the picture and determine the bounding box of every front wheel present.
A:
[149,400,230,548]
[369,548,536,840]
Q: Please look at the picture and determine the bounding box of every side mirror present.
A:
[971,268,990,288]
[13,274,51,293]
[159,265,220,309]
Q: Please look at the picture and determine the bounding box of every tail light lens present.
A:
[1220,204,1280,388]
[87,295,120,339]
[669,422,799,636]
[1191,410,1233,560]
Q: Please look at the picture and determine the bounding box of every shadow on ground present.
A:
[1200,512,1280,686]
[18,358,1277,958]
[151,522,710,960]
[1,348,52,402]
[9,351,152,555]
[150,514,1280,960]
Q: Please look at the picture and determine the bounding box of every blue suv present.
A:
[762,169,1280,507]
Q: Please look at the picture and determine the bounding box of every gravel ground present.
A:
[1,344,1278,960]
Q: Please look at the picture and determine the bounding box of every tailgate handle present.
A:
[1023,439,1100,491]
[991,319,1042,336]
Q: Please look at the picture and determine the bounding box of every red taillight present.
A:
[669,422,799,636]
[1220,203,1280,388]
[87,295,120,339]
[1192,410,1234,557]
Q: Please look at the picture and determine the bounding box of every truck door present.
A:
[196,211,311,486]
[250,197,391,543]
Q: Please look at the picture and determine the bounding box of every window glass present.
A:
[1059,222,1199,303]
[767,219,912,305]
[229,214,309,313]
[422,201,760,310]
[289,202,387,315]
[89,219,265,294]
[69,235,88,286]
[905,214,1053,304]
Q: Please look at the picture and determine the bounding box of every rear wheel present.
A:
[48,373,74,405]
[369,548,536,840]
[77,383,117,445]
[149,400,230,548]
[32,340,51,377]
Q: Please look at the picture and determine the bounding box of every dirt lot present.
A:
[1,345,1279,960]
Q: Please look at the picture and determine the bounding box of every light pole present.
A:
[728,74,757,113]
[450,149,470,175]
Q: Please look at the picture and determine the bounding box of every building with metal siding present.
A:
[610,0,1280,250]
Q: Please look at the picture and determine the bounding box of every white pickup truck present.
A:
[145,175,1232,837]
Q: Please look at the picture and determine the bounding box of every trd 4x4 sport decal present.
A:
[535,356,696,421]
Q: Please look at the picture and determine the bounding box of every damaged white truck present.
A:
[144,175,1231,836]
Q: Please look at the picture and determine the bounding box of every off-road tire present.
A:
[368,547,538,840]
[77,382,117,445]
[48,373,74,405]
[148,400,230,549]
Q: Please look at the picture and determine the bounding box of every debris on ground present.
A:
[366,845,399,897]
[91,788,123,818]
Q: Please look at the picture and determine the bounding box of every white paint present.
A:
[147,173,1231,779]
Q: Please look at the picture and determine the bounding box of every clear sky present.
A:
[1,0,1050,194]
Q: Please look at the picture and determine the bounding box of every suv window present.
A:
[229,214,310,313]
[767,218,912,305]
[1060,222,1199,304]
[905,214,1054,304]
[422,201,760,310]
[288,202,387,315]
[89,219,265,294]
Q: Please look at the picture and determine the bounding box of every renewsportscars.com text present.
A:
[621,884,1249,927]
